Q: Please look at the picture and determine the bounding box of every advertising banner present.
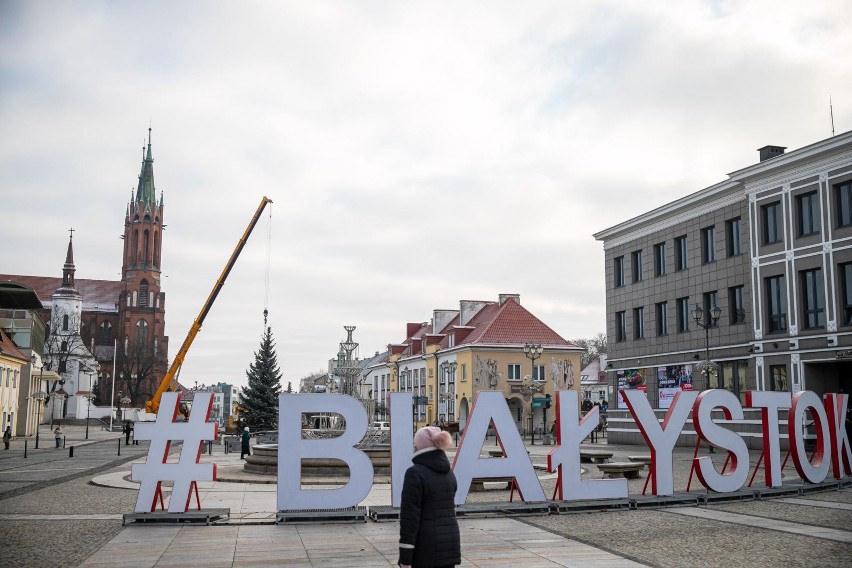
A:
[616,368,646,409]
[657,365,693,409]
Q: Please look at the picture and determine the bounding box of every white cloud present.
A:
[1,0,850,387]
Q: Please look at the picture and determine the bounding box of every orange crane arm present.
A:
[145,196,273,414]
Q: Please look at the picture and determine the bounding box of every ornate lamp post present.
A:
[120,395,132,423]
[523,344,544,444]
[518,376,543,445]
[691,303,722,390]
[82,393,96,439]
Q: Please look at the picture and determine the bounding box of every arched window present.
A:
[143,229,150,264]
[135,320,148,347]
[98,321,114,344]
[139,280,149,307]
[62,314,69,331]
[153,230,160,267]
[61,340,68,352]
[132,290,137,307]
[132,228,139,262]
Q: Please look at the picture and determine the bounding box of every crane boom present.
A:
[145,196,273,415]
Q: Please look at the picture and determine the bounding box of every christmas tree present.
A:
[238,326,283,430]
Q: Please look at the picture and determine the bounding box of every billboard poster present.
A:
[616,368,647,409]
[657,365,693,409]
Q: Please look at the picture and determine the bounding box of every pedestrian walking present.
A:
[241,427,251,459]
[54,426,63,448]
[2,426,11,450]
[398,426,461,568]
[123,421,131,445]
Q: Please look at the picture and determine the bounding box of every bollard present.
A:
[118,438,121,456]
[24,440,28,459]
[208,441,213,456]
[69,446,74,458]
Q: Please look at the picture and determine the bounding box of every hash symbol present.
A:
[131,391,218,513]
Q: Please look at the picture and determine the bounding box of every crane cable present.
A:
[263,203,273,329]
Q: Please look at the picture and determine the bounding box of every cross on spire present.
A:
[69,227,75,240]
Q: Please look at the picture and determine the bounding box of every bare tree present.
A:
[114,335,166,407]
[571,332,608,369]
[43,310,90,393]
[299,370,328,393]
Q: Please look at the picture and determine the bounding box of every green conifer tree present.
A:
[238,326,282,430]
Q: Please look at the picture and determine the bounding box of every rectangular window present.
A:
[801,268,825,329]
[766,275,787,333]
[701,226,716,264]
[796,191,820,236]
[533,364,546,381]
[842,263,852,326]
[632,250,643,283]
[508,364,521,381]
[769,365,788,392]
[763,202,783,244]
[655,301,668,336]
[675,236,688,271]
[729,285,746,324]
[726,217,742,257]
[615,311,627,342]
[633,307,644,339]
[614,256,625,288]
[654,243,666,276]
[676,297,690,333]
[836,181,852,227]
[703,291,719,327]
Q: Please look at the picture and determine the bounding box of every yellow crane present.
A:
[145,196,273,415]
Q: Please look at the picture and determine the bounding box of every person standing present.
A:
[123,421,131,445]
[54,426,63,449]
[398,426,461,568]
[2,426,11,450]
[241,426,251,459]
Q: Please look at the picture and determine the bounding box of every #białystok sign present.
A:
[136,389,851,513]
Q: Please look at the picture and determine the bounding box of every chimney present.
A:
[498,293,520,305]
[758,145,786,162]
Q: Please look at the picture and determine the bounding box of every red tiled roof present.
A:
[461,298,576,348]
[0,275,123,312]
[0,330,29,363]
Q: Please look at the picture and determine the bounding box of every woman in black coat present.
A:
[398,426,461,568]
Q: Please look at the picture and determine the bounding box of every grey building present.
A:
[594,131,852,443]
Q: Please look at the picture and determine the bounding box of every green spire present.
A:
[135,127,156,206]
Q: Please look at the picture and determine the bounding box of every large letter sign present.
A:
[548,390,627,500]
[452,391,546,505]
[390,392,414,507]
[824,393,852,480]
[789,390,830,484]
[745,391,791,487]
[692,389,749,493]
[131,392,217,513]
[278,393,373,510]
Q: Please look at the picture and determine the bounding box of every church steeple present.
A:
[61,229,77,290]
[135,127,156,207]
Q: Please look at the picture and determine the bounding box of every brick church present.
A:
[0,129,170,416]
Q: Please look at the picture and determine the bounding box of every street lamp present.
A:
[120,395,132,423]
[691,303,722,390]
[82,393,97,439]
[518,375,543,445]
[523,344,544,444]
[30,391,48,448]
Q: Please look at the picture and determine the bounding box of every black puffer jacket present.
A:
[398,448,461,567]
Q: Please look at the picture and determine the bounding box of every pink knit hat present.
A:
[413,426,453,451]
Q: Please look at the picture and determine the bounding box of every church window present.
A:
[132,291,137,307]
[154,337,159,357]
[140,280,149,307]
[132,229,139,262]
[124,336,129,355]
[61,340,68,352]
[136,320,148,346]
[143,229,150,264]
[98,322,114,344]
[62,314,69,331]
[153,231,160,266]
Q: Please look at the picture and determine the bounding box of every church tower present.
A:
[117,128,169,405]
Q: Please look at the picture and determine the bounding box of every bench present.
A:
[470,477,514,492]
[579,449,614,464]
[596,462,644,479]
[627,455,652,466]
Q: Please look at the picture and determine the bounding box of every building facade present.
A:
[366,293,583,436]
[0,129,170,415]
[594,131,852,442]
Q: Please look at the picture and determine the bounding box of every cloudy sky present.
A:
[1,1,849,389]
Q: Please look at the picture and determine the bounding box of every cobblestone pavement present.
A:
[0,427,849,567]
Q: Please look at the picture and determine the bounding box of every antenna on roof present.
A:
[830,96,836,137]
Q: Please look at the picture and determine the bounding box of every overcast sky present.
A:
[1,1,849,390]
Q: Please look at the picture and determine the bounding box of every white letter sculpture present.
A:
[131,392,217,513]
[692,389,749,493]
[452,391,545,505]
[278,393,373,510]
[390,392,414,507]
